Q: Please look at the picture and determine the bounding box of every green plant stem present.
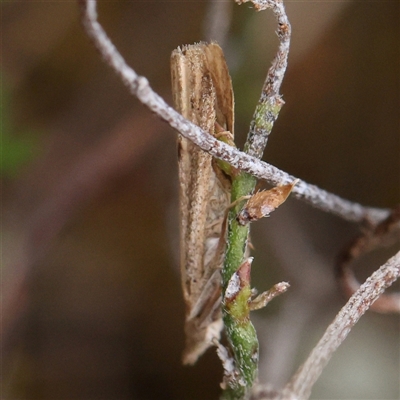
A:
[219,2,290,396]
[220,98,284,400]
[221,174,257,400]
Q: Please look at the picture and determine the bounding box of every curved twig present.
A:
[280,250,400,400]
[238,0,291,158]
[79,0,388,226]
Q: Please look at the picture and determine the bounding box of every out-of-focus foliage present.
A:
[1,77,39,178]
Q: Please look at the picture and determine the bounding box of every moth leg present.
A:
[228,195,251,210]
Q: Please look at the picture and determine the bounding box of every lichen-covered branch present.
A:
[279,250,400,400]
[79,0,388,227]
[249,251,400,400]
[238,0,291,158]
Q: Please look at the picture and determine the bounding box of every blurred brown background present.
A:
[2,1,399,399]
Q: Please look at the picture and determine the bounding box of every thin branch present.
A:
[279,250,400,400]
[238,0,291,158]
[78,0,388,226]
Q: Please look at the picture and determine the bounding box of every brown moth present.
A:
[171,43,234,365]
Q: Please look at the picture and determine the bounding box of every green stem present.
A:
[220,173,257,400]
[219,2,290,394]
[220,98,284,400]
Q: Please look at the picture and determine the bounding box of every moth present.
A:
[171,42,234,365]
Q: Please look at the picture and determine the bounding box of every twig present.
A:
[78,0,388,227]
[238,0,291,158]
[279,250,400,400]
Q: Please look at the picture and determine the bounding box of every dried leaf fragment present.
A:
[237,179,298,225]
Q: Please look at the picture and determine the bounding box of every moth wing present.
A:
[171,43,233,364]
[204,42,234,135]
[171,44,216,300]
